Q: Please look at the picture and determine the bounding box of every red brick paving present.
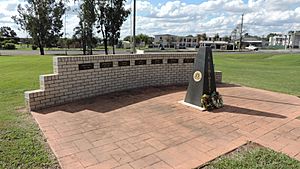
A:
[32,85,300,169]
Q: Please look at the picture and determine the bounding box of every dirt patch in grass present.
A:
[196,142,300,169]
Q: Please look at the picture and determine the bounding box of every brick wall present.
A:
[25,53,222,111]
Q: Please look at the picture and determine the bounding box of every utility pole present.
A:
[64,10,67,55]
[239,13,244,51]
[131,0,136,54]
[284,34,287,50]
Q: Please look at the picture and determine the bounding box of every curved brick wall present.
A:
[25,53,222,111]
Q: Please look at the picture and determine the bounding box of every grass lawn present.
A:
[214,53,300,96]
[0,55,58,168]
[0,52,300,168]
[199,142,300,169]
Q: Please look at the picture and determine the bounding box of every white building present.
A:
[154,34,232,49]
[269,34,288,46]
[154,34,198,48]
[288,31,300,48]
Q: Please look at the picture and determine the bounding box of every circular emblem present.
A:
[193,71,202,82]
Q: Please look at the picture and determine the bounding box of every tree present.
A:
[123,34,153,46]
[266,33,279,41]
[0,27,17,38]
[73,10,87,54]
[223,36,231,42]
[197,33,207,46]
[213,33,219,41]
[96,0,130,54]
[81,0,96,55]
[123,35,131,42]
[137,34,152,46]
[13,0,66,55]
[108,0,130,54]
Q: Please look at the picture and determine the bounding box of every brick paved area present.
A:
[32,85,300,169]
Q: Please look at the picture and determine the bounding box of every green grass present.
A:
[0,56,58,168]
[214,53,300,96]
[0,53,300,168]
[201,143,300,169]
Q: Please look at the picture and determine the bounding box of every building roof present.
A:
[200,41,229,44]
[154,34,175,37]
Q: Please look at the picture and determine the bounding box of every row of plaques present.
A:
[78,58,195,70]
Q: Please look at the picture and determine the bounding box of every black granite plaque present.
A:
[118,61,130,67]
[183,58,194,63]
[79,63,94,70]
[135,60,147,65]
[151,59,163,64]
[100,62,113,68]
[184,47,216,107]
[167,59,179,64]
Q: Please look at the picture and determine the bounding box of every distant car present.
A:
[246,45,258,51]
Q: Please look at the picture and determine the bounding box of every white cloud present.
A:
[1,0,300,39]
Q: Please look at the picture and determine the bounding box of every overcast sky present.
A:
[1,0,300,38]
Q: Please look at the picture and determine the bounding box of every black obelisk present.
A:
[184,47,216,107]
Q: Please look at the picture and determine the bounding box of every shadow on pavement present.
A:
[35,85,187,114]
[212,104,287,119]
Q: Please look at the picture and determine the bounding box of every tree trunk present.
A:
[101,29,108,55]
[39,46,45,55]
[104,38,108,55]
[88,30,93,55]
[112,36,115,54]
[82,39,86,55]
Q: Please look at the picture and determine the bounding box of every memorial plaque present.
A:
[79,63,94,70]
[118,60,130,67]
[184,47,216,107]
[135,60,147,65]
[151,59,163,64]
[167,59,179,64]
[100,62,113,68]
[183,58,194,63]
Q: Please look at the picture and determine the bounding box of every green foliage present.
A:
[31,45,38,50]
[223,36,231,42]
[0,26,17,38]
[3,43,16,50]
[81,0,97,55]
[12,0,66,55]
[1,39,16,45]
[206,146,300,169]
[266,33,280,40]
[197,33,207,41]
[123,34,153,45]
[213,33,220,41]
[96,0,130,54]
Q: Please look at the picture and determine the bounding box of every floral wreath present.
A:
[201,91,224,111]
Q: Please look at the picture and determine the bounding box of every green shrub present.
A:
[3,43,16,50]
[32,45,38,50]
[1,39,16,45]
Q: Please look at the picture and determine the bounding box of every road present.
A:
[0,49,131,56]
[1,48,300,56]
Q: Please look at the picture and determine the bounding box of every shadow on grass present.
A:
[212,104,287,119]
[223,95,300,107]
[217,83,242,88]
